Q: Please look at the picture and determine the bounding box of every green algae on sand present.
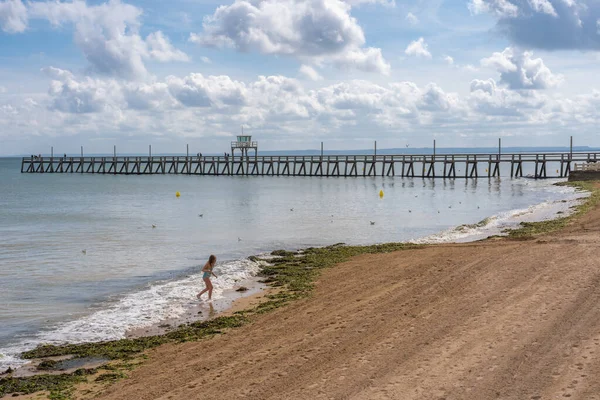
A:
[505,181,600,239]
[6,242,421,398]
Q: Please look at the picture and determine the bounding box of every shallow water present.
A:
[0,157,583,368]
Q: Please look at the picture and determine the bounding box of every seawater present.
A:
[0,157,585,369]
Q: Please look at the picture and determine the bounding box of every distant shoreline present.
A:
[2,146,599,158]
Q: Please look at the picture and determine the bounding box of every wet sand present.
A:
[97,197,600,399]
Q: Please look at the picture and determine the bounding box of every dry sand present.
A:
[97,202,600,400]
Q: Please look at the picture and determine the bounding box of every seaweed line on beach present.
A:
[2,181,598,399]
[1,243,421,398]
[504,181,600,239]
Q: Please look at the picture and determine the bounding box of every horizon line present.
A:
[2,145,599,158]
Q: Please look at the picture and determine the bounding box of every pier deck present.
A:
[20,152,600,179]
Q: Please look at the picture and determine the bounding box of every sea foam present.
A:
[0,258,261,370]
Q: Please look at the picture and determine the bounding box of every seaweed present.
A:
[0,369,94,398]
[22,316,247,360]
[505,181,600,239]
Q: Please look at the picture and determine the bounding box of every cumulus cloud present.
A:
[444,55,454,65]
[44,68,122,113]
[189,0,390,74]
[481,47,563,90]
[299,65,323,81]
[42,66,75,81]
[166,73,248,108]
[405,38,432,58]
[38,67,465,128]
[146,31,190,63]
[0,0,27,33]
[468,77,547,117]
[468,0,518,17]
[344,0,395,5]
[470,78,497,95]
[331,47,391,74]
[122,82,174,110]
[6,0,188,79]
[405,12,419,25]
[200,56,212,64]
[469,0,600,50]
[5,68,600,145]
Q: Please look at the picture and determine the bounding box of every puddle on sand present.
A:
[11,356,110,378]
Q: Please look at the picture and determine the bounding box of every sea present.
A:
[0,153,590,370]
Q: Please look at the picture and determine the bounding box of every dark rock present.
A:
[236,287,249,292]
[36,359,59,371]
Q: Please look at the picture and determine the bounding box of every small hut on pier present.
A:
[231,135,258,159]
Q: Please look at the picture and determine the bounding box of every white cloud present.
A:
[462,64,479,72]
[470,78,497,95]
[481,47,563,90]
[44,69,123,113]
[200,56,212,64]
[469,0,600,51]
[42,66,75,81]
[5,67,600,147]
[0,0,27,33]
[444,55,454,65]
[468,0,518,17]
[405,38,432,58]
[331,47,391,75]
[468,78,547,117]
[123,82,174,110]
[405,12,419,25]
[299,65,323,81]
[29,0,148,79]
[190,0,390,74]
[0,85,7,93]
[192,0,363,55]
[528,0,557,16]
[146,31,189,63]
[7,0,188,80]
[166,73,248,108]
[344,0,395,6]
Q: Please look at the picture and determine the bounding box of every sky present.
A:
[1,0,600,155]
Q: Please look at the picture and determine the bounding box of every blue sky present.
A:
[1,0,600,155]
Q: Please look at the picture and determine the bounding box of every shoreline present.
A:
[1,181,596,398]
[0,182,587,363]
[125,275,268,339]
[0,275,270,379]
[120,180,589,344]
[0,178,580,368]
[91,180,600,400]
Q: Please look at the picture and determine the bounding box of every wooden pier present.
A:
[20,152,600,178]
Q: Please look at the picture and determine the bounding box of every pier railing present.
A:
[574,162,600,172]
[231,141,258,148]
[20,152,600,178]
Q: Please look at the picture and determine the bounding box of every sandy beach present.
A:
[85,187,600,400]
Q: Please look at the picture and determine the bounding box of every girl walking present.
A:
[197,255,218,300]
